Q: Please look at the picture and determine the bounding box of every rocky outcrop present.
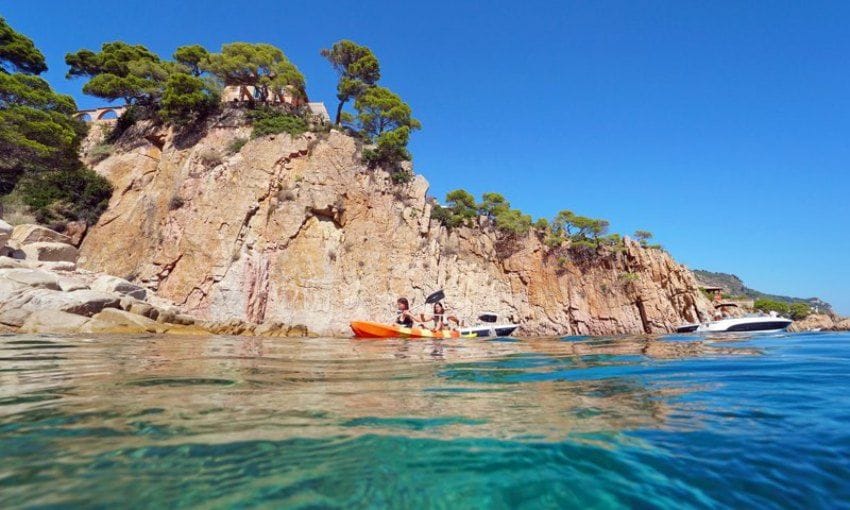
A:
[0,224,307,336]
[77,121,714,336]
[789,313,850,332]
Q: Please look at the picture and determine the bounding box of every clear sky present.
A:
[4,1,849,313]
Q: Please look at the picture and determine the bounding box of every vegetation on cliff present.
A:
[65,35,419,181]
[0,17,112,225]
[321,40,419,181]
[320,40,381,126]
[430,188,661,264]
[65,41,306,127]
[754,298,812,320]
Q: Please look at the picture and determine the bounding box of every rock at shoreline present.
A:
[91,275,147,300]
[0,223,308,337]
[59,290,122,316]
[20,310,91,334]
[789,313,850,332]
[82,308,159,334]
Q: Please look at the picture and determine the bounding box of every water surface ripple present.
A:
[1,332,849,508]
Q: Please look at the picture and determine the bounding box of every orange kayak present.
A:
[350,321,474,339]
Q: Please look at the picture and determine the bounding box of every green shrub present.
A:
[228,137,248,154]
[361,126,412,173]
[789,302,812,320]
[753,298,791,316]
[534,218,549,231]
[390,168,413,184]
[198,148,222,166]
[106,105,145,143]
[493,208,532,236]
[249,108,308,138]
[17,166,113,225]
[89,143,113,163]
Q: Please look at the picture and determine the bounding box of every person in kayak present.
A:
[420,302,460,331]
[395,297,416,328]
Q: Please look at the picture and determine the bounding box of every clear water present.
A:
[1,332,849,509]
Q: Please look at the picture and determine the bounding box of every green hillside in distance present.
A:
[693,270,832,312]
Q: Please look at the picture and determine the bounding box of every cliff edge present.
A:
[78,119,712,336]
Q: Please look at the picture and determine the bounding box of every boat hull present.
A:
[677,317,793,334]
[459,324,520,338]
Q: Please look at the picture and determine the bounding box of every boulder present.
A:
[11,224,72,246]
[1,268,60,290]
[0,256,24,269]
[789,313,836,332]
[835,318,850,331]
[0,219,12,248]
[22,242,79,263]
[128,302,158,320]
[81,308,159,334]
[33,261,77,272]
[59,290,121,317]
[155,308,177,324]
[64,221,88,247]
[0,288,77,326]
[173,314,195,326]
[91,275,147,300]
[253,321,289,337]
[57,277,88,292]
[287,324,309,337]
[20,310,90,334]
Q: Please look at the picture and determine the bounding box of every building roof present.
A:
[308,102,330,122]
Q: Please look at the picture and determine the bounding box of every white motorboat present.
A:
[677,312,792,334]
[459,312,520,338]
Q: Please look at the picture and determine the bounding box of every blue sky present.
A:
[4,1,849,313]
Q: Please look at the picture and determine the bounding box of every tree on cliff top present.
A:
[321,40,380,125]
[202,42,306,102]
[160,73,220,124]
[0,19,83,192]
[354,86,420,139]
[355,86,420,175]
[65,42,171,106]
[0,17,46,74]
[173,45,208,76]
[1,18,111,224]
[634,230,653,246]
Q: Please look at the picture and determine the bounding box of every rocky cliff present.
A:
[78,117,713,336]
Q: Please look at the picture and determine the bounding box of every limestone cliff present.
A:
[79,118,712,336]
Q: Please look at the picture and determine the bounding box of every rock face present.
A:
[78,123,714,336]
[0,222,306,336]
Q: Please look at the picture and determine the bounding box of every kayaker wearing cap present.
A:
[396,297,415,328]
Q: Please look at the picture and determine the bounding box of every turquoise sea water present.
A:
[1,332,849,508]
